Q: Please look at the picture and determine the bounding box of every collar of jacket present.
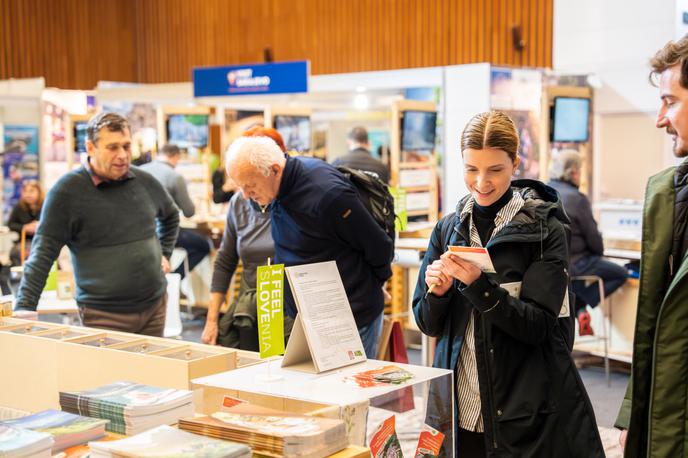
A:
[350,147,373,156]
[274,154,297,206]
[453,179,569,248]
[550,177,579,190]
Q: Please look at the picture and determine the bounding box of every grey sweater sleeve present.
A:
[173,174,195,218]
[210,201,240,293]
[15,189,70,310]
[151,178,180,259]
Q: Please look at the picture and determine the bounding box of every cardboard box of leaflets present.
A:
[0,317,239,412]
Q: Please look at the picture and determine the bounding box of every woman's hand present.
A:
[425,259,452,296]
[439,252,482,286]
[24,221,38,235]
[160,256,171,274]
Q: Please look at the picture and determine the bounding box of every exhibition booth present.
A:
[0,61,643,456]
[0,62,641,357]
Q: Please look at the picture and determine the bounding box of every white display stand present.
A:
[281,261,366,374]
[193,358,454,457]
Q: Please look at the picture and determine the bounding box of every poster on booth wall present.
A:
[2,125,39,221]
[490,68,543,180]
[223,109,264,153]
[42,101,71,190]
[503,109,541,180]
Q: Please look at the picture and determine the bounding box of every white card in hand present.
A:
[448,246,496,273]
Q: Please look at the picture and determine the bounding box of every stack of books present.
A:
[0,409,107,452]
[179,404,348,458]
[59,381,194,435]
[0,424,54,458]
[88,425,251,458]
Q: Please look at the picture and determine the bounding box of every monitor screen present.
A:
[74,121,88,153]
[166,114,209,148]
[552,97,590,142]
[274,115,311,152]
[401,111,437,151]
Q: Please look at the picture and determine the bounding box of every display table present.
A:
[0,317,239,412]
[192,358,454,457]
[0,404,371,458]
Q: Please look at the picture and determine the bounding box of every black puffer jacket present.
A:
[413,180,603,457]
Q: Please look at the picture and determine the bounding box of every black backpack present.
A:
[336,166,396,250]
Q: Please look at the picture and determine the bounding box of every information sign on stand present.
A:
[390,187,408,232]
[256,263,285,359]
[281,261,366,373]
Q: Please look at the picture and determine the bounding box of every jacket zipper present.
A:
[481,315,499,449]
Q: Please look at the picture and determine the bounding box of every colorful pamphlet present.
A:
[59,381,194,435]
[0,424,54,458]
[88,425,251,458]
[179,403,348,458]
[0,409,107,451]
[370,415,403,458]
[344,365,414,388]
[221,395,248,410]
[414,424,445,458]
[448,245,496,273]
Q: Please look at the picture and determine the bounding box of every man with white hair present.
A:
[226,136,394,358]
[548,149,627,336]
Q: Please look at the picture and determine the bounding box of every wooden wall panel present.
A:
[1,0,553,89]
[133,0,552,84]
[0,0,136,89]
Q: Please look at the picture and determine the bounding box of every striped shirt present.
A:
[456,190,525,432]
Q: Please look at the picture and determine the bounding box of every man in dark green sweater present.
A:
[15,112,180,336]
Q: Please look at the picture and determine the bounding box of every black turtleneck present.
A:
[472,187,514,246]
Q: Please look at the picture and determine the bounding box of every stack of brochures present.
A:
[88,425,251,458]
[59,381,194,435]
[0,409,107,452]
[179,404,348,458]
[0,424,54,458]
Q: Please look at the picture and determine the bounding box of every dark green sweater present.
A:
[15,166,180,312]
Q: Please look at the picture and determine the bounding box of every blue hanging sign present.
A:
[193,61,309,97]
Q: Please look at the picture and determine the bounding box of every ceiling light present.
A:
[353,94,369,110]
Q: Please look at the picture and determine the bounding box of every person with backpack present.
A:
[412,111,604,457]
[225,136,394,358]
[202,128,293,350]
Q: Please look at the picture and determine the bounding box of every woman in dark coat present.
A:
[413,111,604,457]
[7,179,44,266]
